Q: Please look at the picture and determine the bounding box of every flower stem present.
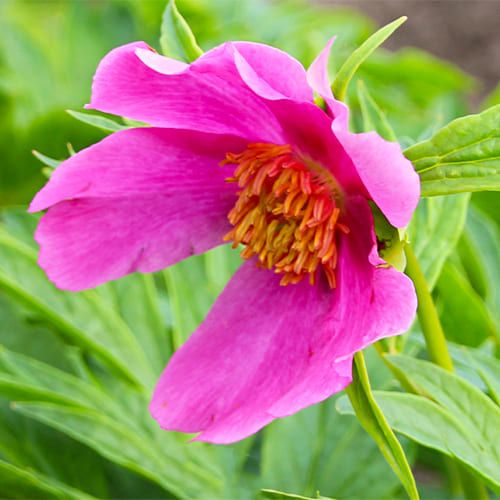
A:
[403,245,453,371]
[404,244,488,500]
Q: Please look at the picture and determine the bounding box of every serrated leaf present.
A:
[337,389,500,492]
[332,16,407,101]
[405,105,500,196]
[66,110,128,133]
[356,80,397,141]
[160,0,202,62]
[344,352,418,499]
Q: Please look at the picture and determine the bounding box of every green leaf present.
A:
[163,246,240,349]
[96,274,170,376]
[481,83,500,110]
[408,194,470,289]
[262,399,404,499]
[13,401,222,498]
[332,16,407,101]
[338,390,500,492]
[0,458,95,499]
[261,489,331,500]
[405,105,500,196]
[32,150,61,169]
[0,347,123,420]
[463,348,500,405]
[66,110,128,133]
[356,80,397,141]
[162,255,214,349]
[344,352,418,499]
[383,354,500,490]
[160,0,203,62]
[435,262,495,347]
[458,206,500,332]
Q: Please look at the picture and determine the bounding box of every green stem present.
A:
[404,244,488,500]
[347,352,419,500]
[404,245,453,371]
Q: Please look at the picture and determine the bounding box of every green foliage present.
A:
[160,0,203,62]
[261,489,331,500]
[344,353,418,499]
[405,106,500,196]
[356,80,397,141]
[66,111,130,133]
[332,16,407,102]
[436,262,496,347]
[385,355,500,491]
[408,194,470,289]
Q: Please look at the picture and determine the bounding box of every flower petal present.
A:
[150,259,335,443]
[231,42,312,102]
[30,128,247,291]
[150,200,416,443]
[87,42,282,141]
[306,37,349,128]
[334,130,421,227]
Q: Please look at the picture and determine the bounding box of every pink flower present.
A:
[29,40,419,443]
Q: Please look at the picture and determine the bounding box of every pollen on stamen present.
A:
[221,143,349,288]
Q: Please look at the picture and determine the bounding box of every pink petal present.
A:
[334,130,421,228]
[150,199,416,443]
[150,260,332,443]
[231,42,312,102]
[30,128,247,291]
[87,42,282,142]
[306,37,349,128]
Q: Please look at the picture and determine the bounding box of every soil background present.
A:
[317,0,500,99]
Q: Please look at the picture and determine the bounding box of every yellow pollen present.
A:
[222,143,348,288]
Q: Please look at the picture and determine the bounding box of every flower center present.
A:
[222,143,349,288]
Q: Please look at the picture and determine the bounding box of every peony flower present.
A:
[29,39,419,443]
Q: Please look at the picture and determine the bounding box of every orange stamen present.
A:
[222,143,347,288]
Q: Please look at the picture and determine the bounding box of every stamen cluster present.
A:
[222,143,349,287]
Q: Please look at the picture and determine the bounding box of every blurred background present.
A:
[0,1,498,499]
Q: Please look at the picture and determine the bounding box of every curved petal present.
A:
[30,128,246,291]
[306,37,349,128]
[87,42,282,142]
[231,42,312,102]
[150,200,417,443]
[334,129,421,227]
